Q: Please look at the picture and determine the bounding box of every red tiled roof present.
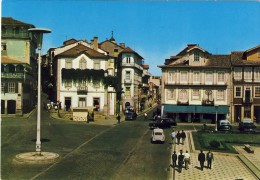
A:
[120,47,143,59]
[58,44,108,58]
[2,17,34,27]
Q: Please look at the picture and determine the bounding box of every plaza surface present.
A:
[171,131,260,180]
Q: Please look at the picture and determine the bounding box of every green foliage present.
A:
[103,75,119,88]
[61,68,105,84]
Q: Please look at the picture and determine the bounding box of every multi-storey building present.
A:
[45,37,116,117]
[1,17,37,115]
[231,45,260,123]
[100,35,150,113]
[159,44,231,123]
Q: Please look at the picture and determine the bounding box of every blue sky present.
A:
[2,1,260,76]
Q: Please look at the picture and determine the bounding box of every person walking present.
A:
[184,150,191,170]
[86,110,89,123]
[171,151,177,168]
[206,150,214,169]
[171,130,176,144]
[144,113,147,120]
[178,150,184,172]
[176,131,181,145]
[198,150,206,171]
[116,113,121,124]
[180,130,186,145]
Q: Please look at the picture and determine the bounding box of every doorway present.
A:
[65,97,71,111]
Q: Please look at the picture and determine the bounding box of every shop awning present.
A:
[163,104,229,114]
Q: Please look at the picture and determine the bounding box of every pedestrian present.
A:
[171,130,176,144]
[144,113,147,120]
[184,150,190,170]
[206,150,214,169]
[198,150,206,171]
[117,113,121,124]
[86,110,89,123]
[180,130,186,145]
[176,131,181,145]
[178,150,184,172]
[171,151,177,168]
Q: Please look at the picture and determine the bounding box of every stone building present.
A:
[1,17,37,115]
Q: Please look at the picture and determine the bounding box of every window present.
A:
[114,49,118,53]
[126,71,131,80]
[94,61,100,70]
[235,87,242,97]
[64,81,72,88]
[13,27,19,35]
[2,27,6,34]
[205,72,213,84]
[192,89,200,100]
[125,87,131,96]
[1,83,4,93]
[167,89,175,100]
[244,67,252,81]
[255,86,260,97]
[168,71,175,83]
[217,90,225,100]
[126,57,131,64]
[79,58,86,69]
[193,71,200,84]
[180,71,188,83]
[78,97,86,107]
[217,72,225,84]
[179,89,188,101]
[65,60,72,69]
[8,82,15,93]
[194,51,199,61]
[94,82,100,88]
[1,43,7,51]
[254,67,260,82]
[234,67,242,80]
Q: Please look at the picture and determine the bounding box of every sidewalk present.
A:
[171,131,259,180]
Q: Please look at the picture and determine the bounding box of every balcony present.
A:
[177,99,189,105]
[202,99,214,106]
[124,79,132,84]
[77,86,88,95]
[243,98,253,104]
[165,81,227,86]
[1,72,24,79]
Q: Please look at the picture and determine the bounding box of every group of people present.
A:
[171,129,214,172]
[171,130,186,145]
[172,150,191,172]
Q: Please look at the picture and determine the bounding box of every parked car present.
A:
[238,119,256,132]
[151,128,165,143]
[217,119,232,131]
[149,118,177,129]
[125,112,137,120]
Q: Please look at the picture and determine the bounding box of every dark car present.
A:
[125,112,137,120]
[149,118,177,129]
[217,119,232,131]
[238,119,256,132]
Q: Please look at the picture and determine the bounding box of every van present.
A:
[217,119,232,131]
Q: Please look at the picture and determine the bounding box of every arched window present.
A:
[179,89,188,101]
[8,64,15,73]
[79,58,86,69]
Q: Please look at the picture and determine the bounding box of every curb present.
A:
[237,154,260,179]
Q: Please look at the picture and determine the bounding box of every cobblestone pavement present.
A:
[172,131,258,180]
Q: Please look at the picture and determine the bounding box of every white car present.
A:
[151,128,165,143]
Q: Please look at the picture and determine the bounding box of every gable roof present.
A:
[2,17,34,27]
[58,43,108,58]
[120,47,143,59]
[231,51,260,66]
[177,44,210,56]
[245,45,260,53]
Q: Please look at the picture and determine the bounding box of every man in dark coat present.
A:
[171,151,177,168]
[178,150,184,172]
[180,130,186,145]
[206,150,214,169]
[198,150,206,171]
[176,131,181,145]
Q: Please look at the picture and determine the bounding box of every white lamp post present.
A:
[215,105,219,131]
[28,28,51,154]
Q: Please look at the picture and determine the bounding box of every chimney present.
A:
[93,37,98,50]
[119,43,125,48]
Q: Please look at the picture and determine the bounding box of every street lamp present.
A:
[29,28,51,154]
[215,105,219,131]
